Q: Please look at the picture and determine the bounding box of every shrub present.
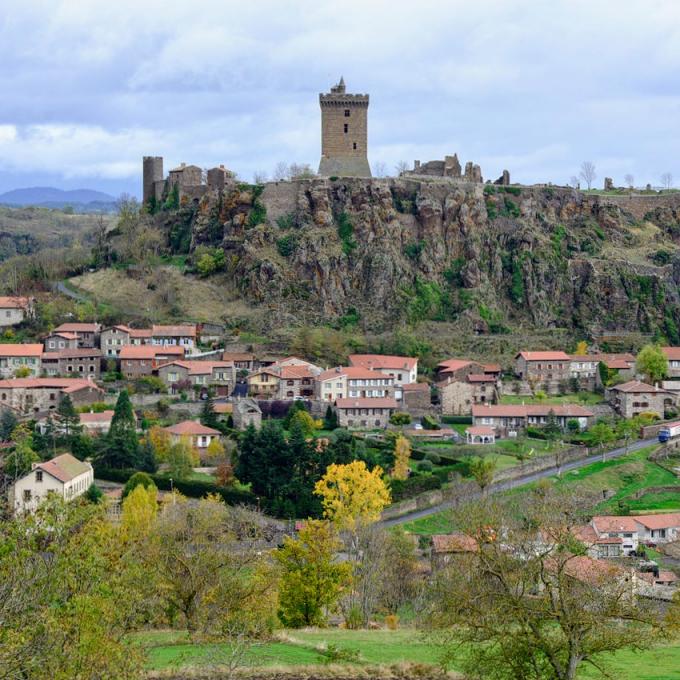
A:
[421,414,440,430]
[404,240,425,260]
[276,234,297,257]
[276,212,296,229]
[336,212,357,255]
[417,460,434,472]
[390,412,411,426]
[247,200,267,228]
[385,614,399,630]
[502,198,521,218]
[122,471,156,499]
[390,473,441,502]
[424,451,441,465]
[134,376,167,394]
[485,199,498,220]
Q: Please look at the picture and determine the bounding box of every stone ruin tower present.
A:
[142,156,164,204]
[318,77,371,178]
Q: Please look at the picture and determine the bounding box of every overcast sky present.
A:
[0,0,679,196]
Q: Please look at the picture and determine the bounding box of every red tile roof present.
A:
[47,331,79,340]
[349,354,418,371]
[79,410,114,423]
[0,296,30,309]
[591,516,639,533]
[0,377,97,389]
[128,328,152,338]
[467,374,497,383]
[158,360,233,374]
[632,513,680,530]
[0,343,43,356]
[432,533,478,553]
[517,351,570,361]
[437,358,478,372]
[484,363,502,373]
[465,425,495,436]
[163,420,221,436]
[279,365,315,380]
[402,382,430,392]
[318,366,390,381]
[335,397,398,409]
[662,347,680,361]
[54,323,100,333]
[151,324,196,337]
[41,348,102,359]
[609,380,670,394]
[121,346,184,360]
[34,453,91,483]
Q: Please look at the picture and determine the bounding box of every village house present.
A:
[44,331,79,352]
[119,345,185,380]
[151,324,197,355]
[162,420,221,453]
[514,351,571,391]
[465,425,496,445]
[0,377,103,414]
[233,398,262,430]
[0,296,33,327]
[605,380,675,419]
[348,354,418,386]
[0,344,42,378]
[277,364,316,399]
[436,358,487,382]
[586,513,680,557]
[316,366,394,402]
[157,360,235,396]
[662,347,680,379]
[334,397,398,429]
[222,352,257,371]
[569,353,636,390]
[471,403,593,437]
[438,374,499,416]
[9,453,94,514]
[40,348,102,379]
[78,410,116,435]
[53,322,101,349]
[100,325,134,357]
[430,533,478,571]
[402,382,431,410]
[633,513,680,546]
[247,367,280,398]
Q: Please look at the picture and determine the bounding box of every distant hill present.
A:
[0,187,117,212]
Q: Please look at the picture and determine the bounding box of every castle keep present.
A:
[318,78,371,178]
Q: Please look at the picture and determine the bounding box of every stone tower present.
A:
[142,156,163,204]
[318,78,371,177]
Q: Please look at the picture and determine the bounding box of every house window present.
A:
[36,470,43,482]
[48,341,55,348]
[353,142,357,150]
[344,109,350,117]
[23,489,32,502]
[344,124,348,133]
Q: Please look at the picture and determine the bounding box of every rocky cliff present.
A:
[162,178,680,342]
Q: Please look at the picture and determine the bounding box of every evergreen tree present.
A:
[0,409,17,441]
[55,395,82,442]
[283,400,306,430]
[99,390,140,469]
[137,435,158,473]
[199,392,219,429]
[323,404,338,430]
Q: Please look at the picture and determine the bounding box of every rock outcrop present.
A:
[162,178,680,340]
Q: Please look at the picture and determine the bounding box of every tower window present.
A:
[353,142,357,149]
[344,109,350,117]
[343,124,348,133]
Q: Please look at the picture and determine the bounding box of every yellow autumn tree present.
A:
[121,483,158,538]
[205,437,226,461]
[148,425,172,462]
[314,460,391,533]
[575,340,588,355]
[392,435,411,481]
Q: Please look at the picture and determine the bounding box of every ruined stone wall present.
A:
[595,192,680,222]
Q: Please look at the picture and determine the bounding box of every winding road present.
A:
[384,437,658,526]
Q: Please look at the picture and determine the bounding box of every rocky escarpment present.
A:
[162,178,680,340]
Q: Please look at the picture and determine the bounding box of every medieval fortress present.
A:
[142,78,508,204]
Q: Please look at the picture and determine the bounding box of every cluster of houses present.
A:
[432,511,680,595]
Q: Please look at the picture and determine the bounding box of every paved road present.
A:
[54,280,89,302]
[384,437,658,527]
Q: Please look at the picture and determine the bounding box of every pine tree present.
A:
[55,395,82,441]
[0,409,17,440]
[199,392,219,429]
[323,404,338,430]
[99,390,140,469]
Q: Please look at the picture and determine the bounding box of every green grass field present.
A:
[137,627,680,679]
[403,445,675,535]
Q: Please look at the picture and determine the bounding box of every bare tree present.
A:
[272,161,289,182]
[579,161,596,190]
[624,173,634,189]
[373,161,387,178]
[661,172,674,190]
[252,171,268,184]
[569,176,580,190]
[394,160,410,176]
[288,163,316,180]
